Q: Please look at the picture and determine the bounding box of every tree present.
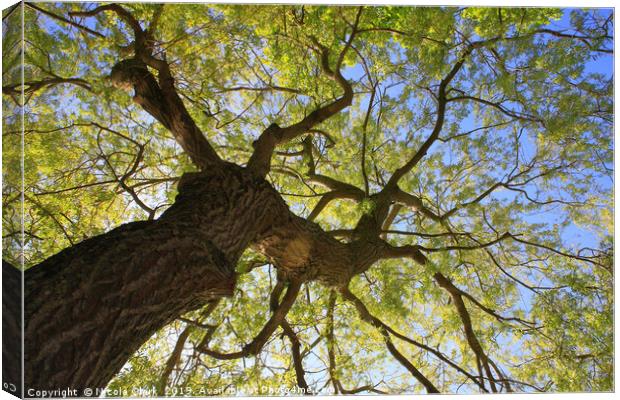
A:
[2,2,613,396]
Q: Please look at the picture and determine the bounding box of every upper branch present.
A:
[3,77,92,104]
[447,95,543,124]
[534,28,613,54]
[392,188,445,222]
[247,9,362,178]
[301,136,366,217]
[70,3,223,171]
[385,46,473,189]
[69,4,142,37]
[27,3,105,37]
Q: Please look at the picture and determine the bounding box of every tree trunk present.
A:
[16,164,382,396]
[21,165,271,395]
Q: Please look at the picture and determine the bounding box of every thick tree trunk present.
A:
[21,165,268,395]
[24,219,233,395]
[16,164,381,396]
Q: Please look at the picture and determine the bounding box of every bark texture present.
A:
[22,166,261,394]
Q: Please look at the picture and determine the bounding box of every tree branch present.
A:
[281,320,311,393]
[323,290,387,394]
[298,136,365,221]
[3,77,91,99]
[534,28,612,54]
[447,95,542,124]
[380,204,402,240]
[70,3,223,171]
[69,4,142,36]
[385,46,474,188]
[340,288,440,393]
[28,3,105,37]
[433,272,498,392]
[392,188,445,221]
[247,9,362,177]
[302,136,365,198]
[198,281,301,359]
[157,325,192,396]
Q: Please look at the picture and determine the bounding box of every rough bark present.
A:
[109,58,221,170]
[23,208,233,395]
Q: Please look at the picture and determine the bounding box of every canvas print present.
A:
[1,1,614,397]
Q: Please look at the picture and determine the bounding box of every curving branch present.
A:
[340,288,440,393]
[385,44,474,188]
[383,228,607,273]
[382,31,564,190]
[419,232,511,253]
[378,240,546,392]
[324,291,387,395]
[307,192,341,222]
[380,204,402,239]
[198,281,301,359]
[447,95,542,124]
[303,137,363,195]
[534,28,613,54]
[92,123,155,219]
[433,273,499,393]
[372,311,488,392]
[392,188,445,221]
[246,8,363,177]
[27,3,104,37]
[380,234,515,392]
[3,77,91,104]
[69,4,142,36]
[267,281,310,391]
[434,272,536,328]
[505,233,607,269]
[300,136,366,220]
[157,325,192,396]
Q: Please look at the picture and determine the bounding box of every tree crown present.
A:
[2,2,613,394]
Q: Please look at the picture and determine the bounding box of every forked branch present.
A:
[69,3,222,171]
[385,46,473,188]
[247,8,362,177]
[340,288,440,393]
